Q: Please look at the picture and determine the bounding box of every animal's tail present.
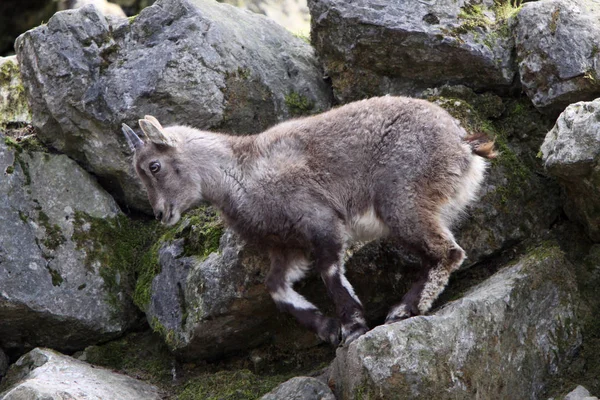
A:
[464,133,497,159]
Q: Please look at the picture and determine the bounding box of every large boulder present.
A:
[308,0,518,103]
[0,348,161,399]
[515,0,600,117]
[15,0,331,212]
[0,134,143,354]
[540,99,600,242]
[0,57,30,128]
[330,243,582,399]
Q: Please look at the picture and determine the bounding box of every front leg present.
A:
[266,248,341,345]
[313,238,369,345]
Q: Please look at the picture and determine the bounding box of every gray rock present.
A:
[145,224,279,360]
[330,243,582,399]
[0,350,8,380]
[0,348,161,400]
[261,376,335,400]
[564,385,599,400]
[541,99,600,241]
[0,57,31,127]
[308,0,518,103]
[0,134,138,353]
[15,0,331,212]
[515,0,600,117]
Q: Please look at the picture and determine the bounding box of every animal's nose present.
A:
[155,211,163,221]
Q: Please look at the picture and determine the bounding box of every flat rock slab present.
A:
[308,0,517,102]
[515,0,600,117]
[16,0,331,212]
[541,99,600,242]
[330,243,582,399]
[0,348,161,400]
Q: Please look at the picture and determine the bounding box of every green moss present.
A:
[130,206,223,311]
[285,91,314,117]
[82,331,175,386]
[0,60,31,128]
[4,135,47,185]
[5,165,14,174]
[18,210,28,223]
[37,210,66,250]
[71,212,161,311]
[47,266,64,286]
[149,316,184,351]
[292,31,311,44]
[447,0,521,48]
[177,369,291,400]
[0,60,19,85]
[457,4,492,34]
[128,14,138,24]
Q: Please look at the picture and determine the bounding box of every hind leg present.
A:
[384,216,466,323]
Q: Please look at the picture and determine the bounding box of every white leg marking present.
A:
[387,303,410,321]
[340,274,362,306]
[271,286,318,311]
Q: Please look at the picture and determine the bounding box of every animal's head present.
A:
[122,116,203,226]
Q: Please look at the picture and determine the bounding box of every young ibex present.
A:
[122,96,495,345]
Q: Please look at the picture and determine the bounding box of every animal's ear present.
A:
[143,115,163,130]
[139,117,173,146]
[121,123,144,152]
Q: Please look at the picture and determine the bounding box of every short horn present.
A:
[121,123,144,152]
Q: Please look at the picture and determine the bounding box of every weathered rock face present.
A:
[308,0,518,103]
[330,243,582,399]
[142,217,282,360]
[515,0,600,117]
[261,376,335,400]
[0,57,31,128]
[0,348,161,399]
[15,0,331,212]
[541,99,600,242]
[0,135,140,353]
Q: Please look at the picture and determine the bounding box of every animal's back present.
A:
[236,96,479,243]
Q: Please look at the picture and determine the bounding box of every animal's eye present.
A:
[149,161,161,174]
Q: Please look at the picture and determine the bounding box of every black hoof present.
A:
[317,318,341,346]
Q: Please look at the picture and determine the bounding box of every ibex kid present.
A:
[122,96,495,345]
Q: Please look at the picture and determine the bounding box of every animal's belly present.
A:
[347,207,390,242]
